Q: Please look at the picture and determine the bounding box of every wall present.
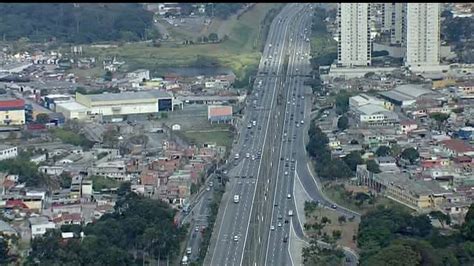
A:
[0,109,25,125]
[88,102,158,116]
[0,146,18,161]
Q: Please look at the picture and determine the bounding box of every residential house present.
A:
[29,216,56,239]
[399,120,418,134]
[0,145,18,161]
[439,139,474,157]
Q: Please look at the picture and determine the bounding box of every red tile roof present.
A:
[209,106,232,117]
[440,139,474,153]
[0,99,25,108]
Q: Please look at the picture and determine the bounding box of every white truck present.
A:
[234,195,240,203]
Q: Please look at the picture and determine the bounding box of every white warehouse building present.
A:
[75,90,174,118]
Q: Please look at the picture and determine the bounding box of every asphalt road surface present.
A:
[205,3,360,266]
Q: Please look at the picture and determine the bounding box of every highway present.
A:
[205,3,361,266]
[205,4,304,266]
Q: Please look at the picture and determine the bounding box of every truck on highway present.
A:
[181,255,188,265]
[234,195,240,203]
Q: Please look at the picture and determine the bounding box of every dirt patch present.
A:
[305,206,359,251]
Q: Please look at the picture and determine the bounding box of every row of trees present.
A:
[306,119,423,180]
[27,183,187,265]
[306,122,355,180]
[358,205,474,265]
[0,4,157,44]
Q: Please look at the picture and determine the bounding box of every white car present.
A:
[278,222,282,227]
[246,153,250,158]
[287,194,292,199]
[284,171,288,175]
[234,235,239,242]
[270,225,275,231]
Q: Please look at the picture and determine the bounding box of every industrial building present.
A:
[55,101,89,121]
[0,98,25,126]
[378,84,438,107]
[75,90,174,120]
[352,103,399,127]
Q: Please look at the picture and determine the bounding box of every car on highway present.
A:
[233,235,239,242]
[234,153,240,159]
[195,226,199,232]
[331,204,338,209]
[234,195,240,203]
[284,171,288,175]
[246,153,250,158]
[300,120,304,124]
[270,225,275,231]
[278,222,282,227]
[186,247,192,255]
[287,193,292,199]
[206,187,211,191]
[209,181,213,187]
[251,155,255,160]
[288,210,293,216]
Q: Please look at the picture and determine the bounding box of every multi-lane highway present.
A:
[204,3,360,266]
[205,4,304,266]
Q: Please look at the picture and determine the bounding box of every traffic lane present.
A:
[219,141,265,262]
[270,18,309,263]
[210,4,296,264]
[221,75,276,265]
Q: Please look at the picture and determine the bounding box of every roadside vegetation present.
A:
[25,183,188,265]
[357,204,474,265]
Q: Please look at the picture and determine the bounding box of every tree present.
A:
[337,115,349,131]
[462,204,474,241]
[401,147,420,164]
[208,32,218,42]
[190,183,198,194]
[332,230,342,241]
[36,113,50,124]
[59,172,72,188]
[430,112,450,130]
[335,90,350,114]
[0,238,10,264]
[365,242,422,266]
[429,211,451,228]
[375,145,391,157]
[343,151,364,172]
[389,143,402,157]
[104,70,113,81]
[366,159,381,173]
[338,215,346,224]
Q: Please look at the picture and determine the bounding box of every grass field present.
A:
[77,4,283,80]
[310,34,337,58]
[182,126,234,151]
